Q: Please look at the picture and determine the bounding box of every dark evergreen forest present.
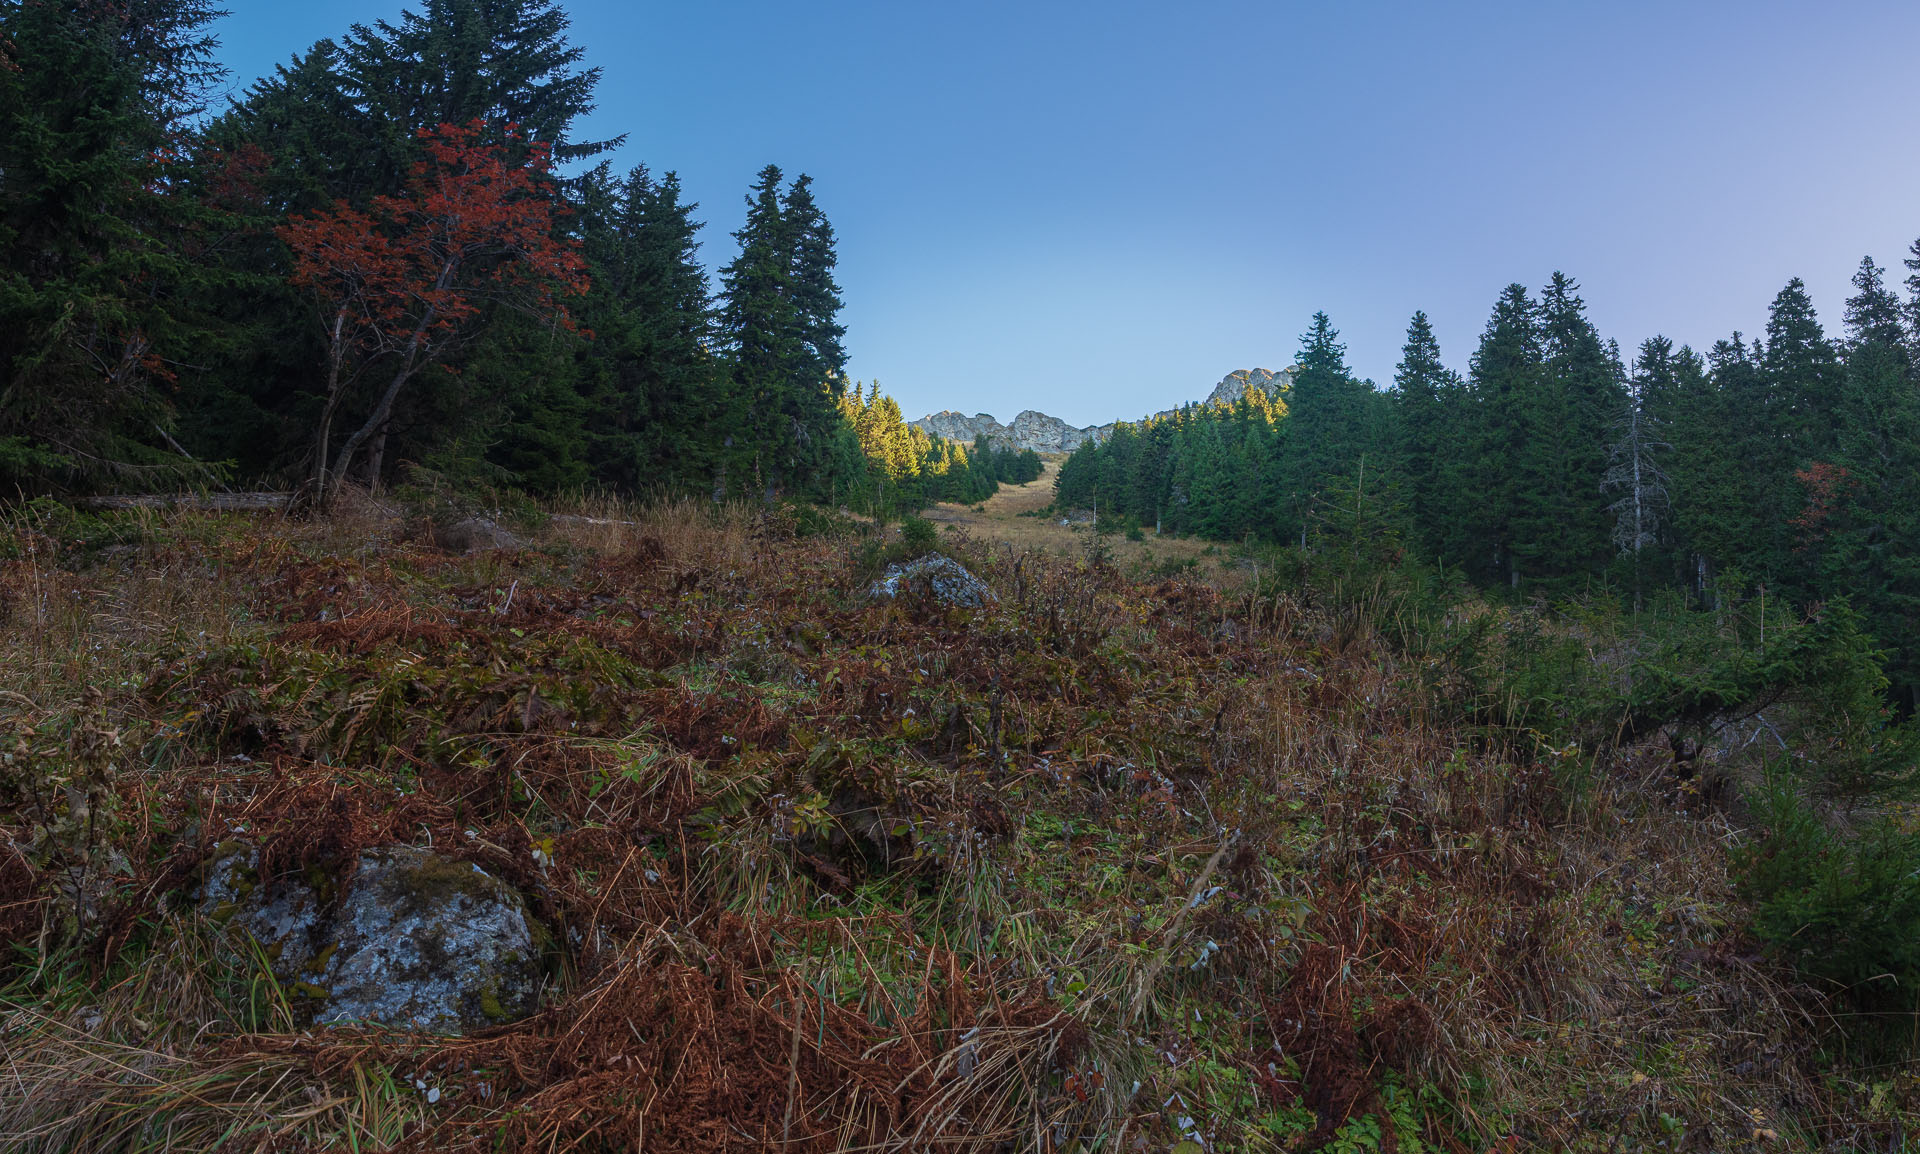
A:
[1057,277,1920,711]
[0,0,1020,515]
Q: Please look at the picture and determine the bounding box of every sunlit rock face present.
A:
[1201,366,1296,407]
[910,367,1299,453]
[909,410,1112,453]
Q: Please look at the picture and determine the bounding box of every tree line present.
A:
[1057,273,1920,710]
[0,0,995,513]
[840,384,1042,513]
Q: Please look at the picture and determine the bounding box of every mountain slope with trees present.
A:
[1058,273,1920,711]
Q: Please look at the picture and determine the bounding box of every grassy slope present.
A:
[922,455,1220,574]
[0,498,1906,1152]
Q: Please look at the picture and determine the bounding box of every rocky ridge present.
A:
[911,366,1297,453]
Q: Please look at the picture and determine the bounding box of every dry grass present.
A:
[919,455,1222,574]
[0,495,1910,1151]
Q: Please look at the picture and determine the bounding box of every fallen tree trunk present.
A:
[79,492,292,513]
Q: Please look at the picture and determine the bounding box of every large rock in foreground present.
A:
[203,845,543,1032]
[868,555,996,609]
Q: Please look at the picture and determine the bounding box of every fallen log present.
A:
[79,492,292,512]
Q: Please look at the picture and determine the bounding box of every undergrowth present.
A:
[0,493,1912,1151]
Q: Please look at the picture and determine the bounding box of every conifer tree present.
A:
[1632,335,1715,589]
[781,175,849,391]
[373,0,616,164]
[1283,312,1372,542]
[1764,277,1843,465]
[1393,311,1465,560]
[1519,273,1626,586]
[1686,334,1779,585]
[1464,284,1541,586]
[552,164,718,490]
[1711,280,1843,587]
[1833,256,1920,708]
[0,0,228,490]
[714,166,849,497]
[717,165,801,492]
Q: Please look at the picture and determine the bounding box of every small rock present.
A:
[433,517,524,554]
[202,844,543,1033]
[868,555,996,609]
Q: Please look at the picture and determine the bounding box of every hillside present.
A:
[1,498,1909,1151]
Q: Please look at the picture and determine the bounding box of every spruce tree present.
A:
[555,164,718,490]
[1633,336,1715,589]
[710,166,850,497]
[1464,284,1541,586]
[1763,277,1843,465]
[1518,273,1626,587]
[716,165,798,493]
[0,0,227,490]
[1724,279,1842,587]
[1393,311,1466,561]
[781,175,849,391]
[1833,256,1920,709]
[1687,334,1779,585]
[1283,312,1373,542]
[775,173,852,491]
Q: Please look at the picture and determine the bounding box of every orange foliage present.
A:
[278,119,589,367]
[1791,461,1854,550]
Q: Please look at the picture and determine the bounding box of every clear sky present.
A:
[212,1,1920,427]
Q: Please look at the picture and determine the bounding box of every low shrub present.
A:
[898,515,939,557]
[1736,771,1920,1010]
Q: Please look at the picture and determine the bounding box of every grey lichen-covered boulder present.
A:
[201,844,544,1032]
[868,555,996,609]
[432,516,524,554]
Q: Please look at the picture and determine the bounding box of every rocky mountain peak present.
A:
[910,366,1299,454]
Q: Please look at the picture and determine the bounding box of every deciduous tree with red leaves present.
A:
[1791,460,1854,551]
[279,118,588,509]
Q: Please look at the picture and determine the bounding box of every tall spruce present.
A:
[780,175,849,392]
[1393,311,1466,561]
[712,166,852,496]
[1464,284,1541,586]
[1749,280,1842,586]
[717,165,801,493]
[1764,277,1842,465]
[1518,273,1626,587]
[524,163,717,491]
[1834,256,1920,708]
[1691,333,1778,584]
[0,0,228,490]
[1284,312,1372,543]
[1633,336,1715,590]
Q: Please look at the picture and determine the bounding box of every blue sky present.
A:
[213,1,1920,427]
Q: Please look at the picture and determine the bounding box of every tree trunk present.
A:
[309,308,351,502]
[366,420,390,494]
[329,332,424,508]
[324,260,455,511]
